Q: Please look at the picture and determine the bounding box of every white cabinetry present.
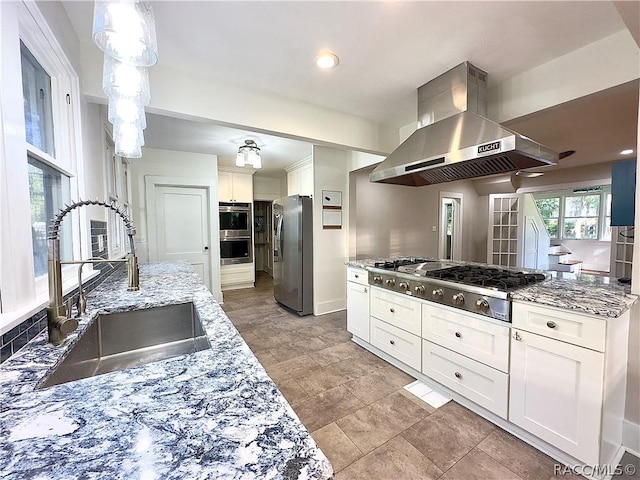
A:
[369,286,422,370]
[510,301,629,465]
[218,170,253,202]
[346,267,369,342]
[421,303,510,418]
[286,157,313,196]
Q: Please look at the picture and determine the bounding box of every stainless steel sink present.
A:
[39,302,211,389]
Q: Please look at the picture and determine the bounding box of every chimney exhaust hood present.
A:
[370,62,558,186]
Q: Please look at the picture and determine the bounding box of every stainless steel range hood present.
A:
[370,62,558,186]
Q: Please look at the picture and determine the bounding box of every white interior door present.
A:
[154,186,211,290]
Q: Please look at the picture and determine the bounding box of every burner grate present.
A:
[425,265,546,291]
[374,258,432,270]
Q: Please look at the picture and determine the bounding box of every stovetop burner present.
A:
[424,265,547,292]
[373,257,433,270]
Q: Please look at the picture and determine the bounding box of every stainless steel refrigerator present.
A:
[273,195,313,315]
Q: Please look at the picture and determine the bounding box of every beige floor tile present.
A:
[297,364,354,396]
[269,343,311,363]
[337,391,429,453]
[294,385,366,433]
[314,342,365,367]
[311,423,363,473]
[335,435,442,480]
[264,354,321,383]
[478,428,559,480]
[276,378,310,407]
[375,364,415,388]
[441,448,524,480]
[342,371,401,405]
[402,401,495,471]
[252,349,279,367]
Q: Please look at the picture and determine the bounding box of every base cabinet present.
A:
[221,263,255,291]
[344,270,630,473]
[509,328,604,463]
[346,281,369,341]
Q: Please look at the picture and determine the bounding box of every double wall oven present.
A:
[219,202,252,265]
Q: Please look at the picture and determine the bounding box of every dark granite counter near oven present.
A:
[0,262,332,480]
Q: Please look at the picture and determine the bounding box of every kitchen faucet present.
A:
[47,199,139,344]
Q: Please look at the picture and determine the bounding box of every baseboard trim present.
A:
[623,420,640,455]
[314,299,345,316]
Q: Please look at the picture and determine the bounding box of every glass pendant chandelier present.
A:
[93,0,158,158]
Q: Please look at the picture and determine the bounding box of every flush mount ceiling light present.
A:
[620,149,634,155]
[314,51,339,69]
[236,140,262,169]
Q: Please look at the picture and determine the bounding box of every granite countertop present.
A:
[0,262,332,480]
[346,257,637,318]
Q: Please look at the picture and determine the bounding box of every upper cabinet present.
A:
[286,157,313,197]
[611,159,636,227]
[218,169,254,203]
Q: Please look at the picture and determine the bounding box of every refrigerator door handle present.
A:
[274,213,283,262]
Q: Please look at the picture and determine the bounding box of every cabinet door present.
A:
[218,171,233,202]
[509,329,604,464]
[347,281,369,341]
[300,162,313,196]
[232,173,254,202]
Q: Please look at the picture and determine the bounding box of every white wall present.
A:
[352,168,487,262]
[312,146,349,315]
[80,50,398,156]
[129,147,222,301]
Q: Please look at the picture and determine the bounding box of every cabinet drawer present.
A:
[370,287,421,336]
[347,267,368,286]
[512,302,606,352]
[422,303,510,372]
[422,340,508,419]
[370,317,421,371]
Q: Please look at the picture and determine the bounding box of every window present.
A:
[104,134,131,258]
[0,1,82,321]
[28,158,71,276]
[21,41,73,275]
[534,187,611,241]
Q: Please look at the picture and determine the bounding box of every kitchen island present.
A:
[0,262,332,480]
[345,257,637,478]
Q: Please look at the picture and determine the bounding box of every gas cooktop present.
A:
[367,260,549,322]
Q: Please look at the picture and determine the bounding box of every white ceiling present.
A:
[62,1,638,176]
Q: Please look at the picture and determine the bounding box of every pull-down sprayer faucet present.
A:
[47,199,139,344]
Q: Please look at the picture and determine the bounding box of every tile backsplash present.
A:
[1,220,121,364]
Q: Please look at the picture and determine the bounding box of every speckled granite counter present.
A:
[0,262,332,480]
[347,257,637,318]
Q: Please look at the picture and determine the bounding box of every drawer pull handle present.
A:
[546,321,557,329]
[389,340,395,345]
[513,331,522,341]
[390,308,395,313]
[355,274,359,278]
[454,372,462,379]
[455,331,462,338]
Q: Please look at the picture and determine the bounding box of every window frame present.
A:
[0,1,85,333]
[534,187,612,242]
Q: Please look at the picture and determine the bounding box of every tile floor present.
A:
[222,272,639,480]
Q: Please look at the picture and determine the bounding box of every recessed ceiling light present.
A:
[620,149,634,155]
[315,51,339,69]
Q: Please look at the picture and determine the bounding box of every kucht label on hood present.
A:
[478,141,501,155]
